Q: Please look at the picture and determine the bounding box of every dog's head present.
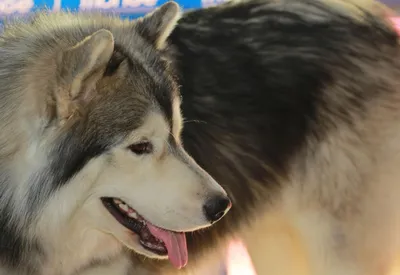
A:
[8,2,230,269]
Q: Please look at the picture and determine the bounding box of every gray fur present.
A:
[1,0,400,274]
[0,2,229,274]
[130,0,400,274]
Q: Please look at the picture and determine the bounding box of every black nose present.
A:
[203,196,231,223]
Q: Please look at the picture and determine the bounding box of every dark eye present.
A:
[127,141,153,155]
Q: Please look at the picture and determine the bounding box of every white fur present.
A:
[28,111,227,274]
[242,115,400,275]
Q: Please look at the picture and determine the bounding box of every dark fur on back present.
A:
[132,0,400,272]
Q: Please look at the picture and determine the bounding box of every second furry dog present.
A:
[130,0,400,274]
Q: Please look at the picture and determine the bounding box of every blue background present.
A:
[0,0,397,21]
[0,0,228,20]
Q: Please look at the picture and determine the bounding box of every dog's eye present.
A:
[127,141,153,155]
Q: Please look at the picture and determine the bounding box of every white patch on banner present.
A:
[121,0,157,8]
[79,0,120,10]
[0,0,34,14]
[201,0,229,8]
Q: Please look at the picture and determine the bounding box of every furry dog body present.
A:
[136,0,400,274]
[2,0,400,274]
[0,3,231,275]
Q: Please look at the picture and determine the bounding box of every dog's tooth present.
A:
[113,199,122,204]
[145,242,156,249]
[128,212,138,219]
[119,204,129,212]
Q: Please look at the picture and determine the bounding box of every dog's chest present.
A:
[40,230,124,275]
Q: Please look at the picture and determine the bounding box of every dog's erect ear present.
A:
[55,29,114,122]
[135,1,181,49]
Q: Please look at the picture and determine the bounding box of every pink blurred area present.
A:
[391,17,400,32]
[226,240,256,275]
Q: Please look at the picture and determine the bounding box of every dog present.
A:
[0,2,232,275]
[126,0,400,274]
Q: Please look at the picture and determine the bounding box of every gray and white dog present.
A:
[130,0,400,275]
[1,0,400,275]
[0,2,232,275]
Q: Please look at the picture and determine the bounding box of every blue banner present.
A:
[0,0,230,20]
[0,0,397,20]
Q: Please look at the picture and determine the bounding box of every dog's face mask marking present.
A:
[34,2,231,269]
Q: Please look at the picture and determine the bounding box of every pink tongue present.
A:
[147,223,188,269]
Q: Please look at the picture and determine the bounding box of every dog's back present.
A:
[156,0,400,274]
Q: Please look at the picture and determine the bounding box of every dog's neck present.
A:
[40,227,124,275]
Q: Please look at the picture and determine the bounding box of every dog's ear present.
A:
[135,1,181,49]
[55,29,114,123]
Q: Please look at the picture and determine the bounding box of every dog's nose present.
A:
[203,195,232,223]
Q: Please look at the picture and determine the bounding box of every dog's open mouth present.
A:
[101,197,188,269]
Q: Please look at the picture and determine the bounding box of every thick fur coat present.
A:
[0,0,399,274]
[0,3,231,275]
[134,0,400,274]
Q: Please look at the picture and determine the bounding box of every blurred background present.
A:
[0,0,397,274]
[0,0,398,20]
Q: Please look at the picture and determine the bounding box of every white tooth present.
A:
[119,204,129,212]
[113,199,122,204]
[146,242,155,249]
[128,212,138,219]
